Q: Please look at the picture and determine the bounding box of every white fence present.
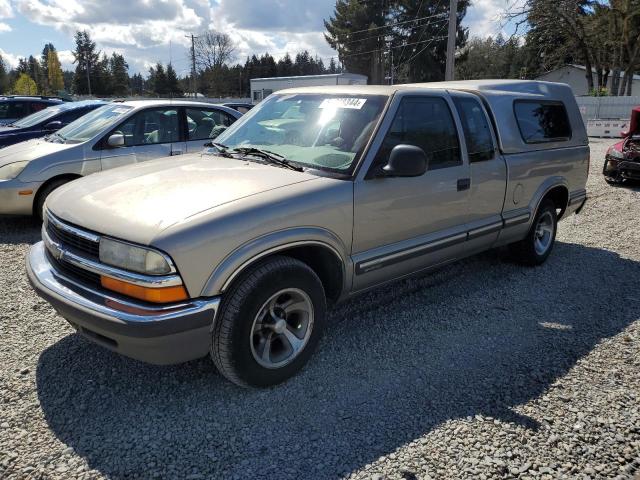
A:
[575,96,640,137]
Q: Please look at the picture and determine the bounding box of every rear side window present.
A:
[452,97,494,162]
[514,101,571,143]
[0,102,27,119]
[374,96,461,170]
[30,102,50,113]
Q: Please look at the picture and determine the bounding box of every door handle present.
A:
[457,178,471,191]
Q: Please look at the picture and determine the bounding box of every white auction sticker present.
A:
[319,98,366,110]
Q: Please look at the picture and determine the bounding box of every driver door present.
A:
[100,107,182,170]
[352,93,471,292]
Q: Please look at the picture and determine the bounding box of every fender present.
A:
[527,176,569,225]
[199,226,352,297]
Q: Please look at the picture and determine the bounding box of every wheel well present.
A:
[542,185,569,220]
[238,245,344,303]
[33,174,82,215]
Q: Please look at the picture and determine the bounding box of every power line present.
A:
[335,17,448,48]
[331,12,448,38]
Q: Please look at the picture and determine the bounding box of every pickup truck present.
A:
[27,80,589,387]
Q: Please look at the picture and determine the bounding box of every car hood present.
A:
[47,154,321,245]
[0,138,74,167]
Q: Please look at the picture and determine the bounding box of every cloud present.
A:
[463,0,526,38]
[0,0,12,18]
[0,22,10,32]
[0,47,20,67]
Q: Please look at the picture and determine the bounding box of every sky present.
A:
[0,0,512,75]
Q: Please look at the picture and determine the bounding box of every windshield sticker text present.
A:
[319,98,366,110]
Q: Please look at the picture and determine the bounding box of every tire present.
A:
[210,255,327,388]
[34,179,71,221]
[604,175,623,185]
[509,199,557,266]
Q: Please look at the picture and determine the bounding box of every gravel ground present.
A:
[1,137,639,480]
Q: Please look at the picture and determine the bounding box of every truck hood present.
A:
[0,138,74,167]
[47,154,321,245]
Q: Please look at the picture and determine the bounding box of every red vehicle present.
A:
[603,107,640,184]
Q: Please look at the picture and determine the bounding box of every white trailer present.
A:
[250,73,368,103]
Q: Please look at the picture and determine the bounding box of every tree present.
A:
[0,54,8,94]
[47,50,65,93]
[109,53,129,96]
[149,63,168,95]
[72,30,100,95]
[27,55,44,93]
[166,63,182,96]
[13,73,37,95]
[325,0,388,83]
[194,31,236,71]
[40,43,56,91]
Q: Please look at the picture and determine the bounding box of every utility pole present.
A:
[445,0,457,81]
[186,34,198,97]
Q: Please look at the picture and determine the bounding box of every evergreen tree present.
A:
[0,54,8,94]
[72,31,100,95]
[277,53,294,76]
[149,63,168,95]
[16,58,29,74]
[109,53,129,96]
[27,56,44,93]
[41,43,56,91]
[166,63,182,96]
[47,50,65,93]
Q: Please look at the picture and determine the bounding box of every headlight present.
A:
[0,161,28,180]
[99,237,174,275]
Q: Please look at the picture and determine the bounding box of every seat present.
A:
[192,117,215,140]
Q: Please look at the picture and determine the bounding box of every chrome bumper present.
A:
[26,241,220,364]
[0,179,42,215]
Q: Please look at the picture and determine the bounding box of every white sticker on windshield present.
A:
[319,98,366,110]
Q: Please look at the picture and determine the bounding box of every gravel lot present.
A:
[1,138,639,480]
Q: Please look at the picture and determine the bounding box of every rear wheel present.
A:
[210,256,326,388]
[509,199,557,266]
[34,179,72,221]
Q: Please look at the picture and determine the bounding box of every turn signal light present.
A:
[100,276,188,304]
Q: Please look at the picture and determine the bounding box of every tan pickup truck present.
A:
[27,80,589,387]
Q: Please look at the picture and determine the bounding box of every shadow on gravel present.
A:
[35,242,640,479]
[0,216,41,245]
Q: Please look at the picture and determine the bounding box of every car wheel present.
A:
[210,255,326,388]
[34,179,71,221]
[604,175,623,185]
[509,199,557,266]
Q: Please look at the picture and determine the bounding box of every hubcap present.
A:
[534,211,554,255]
[250,288,314,369]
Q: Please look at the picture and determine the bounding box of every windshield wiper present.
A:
[203,141,233,157]
[231,147,304,172]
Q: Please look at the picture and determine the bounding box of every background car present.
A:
[0,96,66,126]
[603,106,640,184]
[0,100,242,219]
[0,100,107,148]
[222,102,254,114]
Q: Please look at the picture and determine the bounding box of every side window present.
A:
[374,96,461,170]
[514,101,571,143]
[186,108,236,141]
[58,109,89,125]
[452,97,495,162]
[114,108,179,146]
[30,102,49,113]
[7,102,27,118]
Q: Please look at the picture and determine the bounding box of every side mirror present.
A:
[107,133,125,148]
[382,144,428,177]
[43,120,62,131]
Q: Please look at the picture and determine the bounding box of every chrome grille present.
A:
[45,213,100,259]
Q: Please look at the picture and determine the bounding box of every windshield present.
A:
[11,105,62,128]
[54,104,131,144]
[215,93,388,173]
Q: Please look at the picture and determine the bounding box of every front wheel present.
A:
[210,256,326,388]
[508,199,557,266]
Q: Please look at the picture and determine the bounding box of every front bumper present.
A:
[26,241,220,365]
[0,178,42,215]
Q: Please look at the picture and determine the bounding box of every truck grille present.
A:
[45,249,101,287]
[45,214,100,259]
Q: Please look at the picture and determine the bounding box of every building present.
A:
[249,73,368,103]
[535,64,640,96]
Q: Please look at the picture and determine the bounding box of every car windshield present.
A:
[214,93,388,173]
[53,104,131,144]
[11,105,62,128]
